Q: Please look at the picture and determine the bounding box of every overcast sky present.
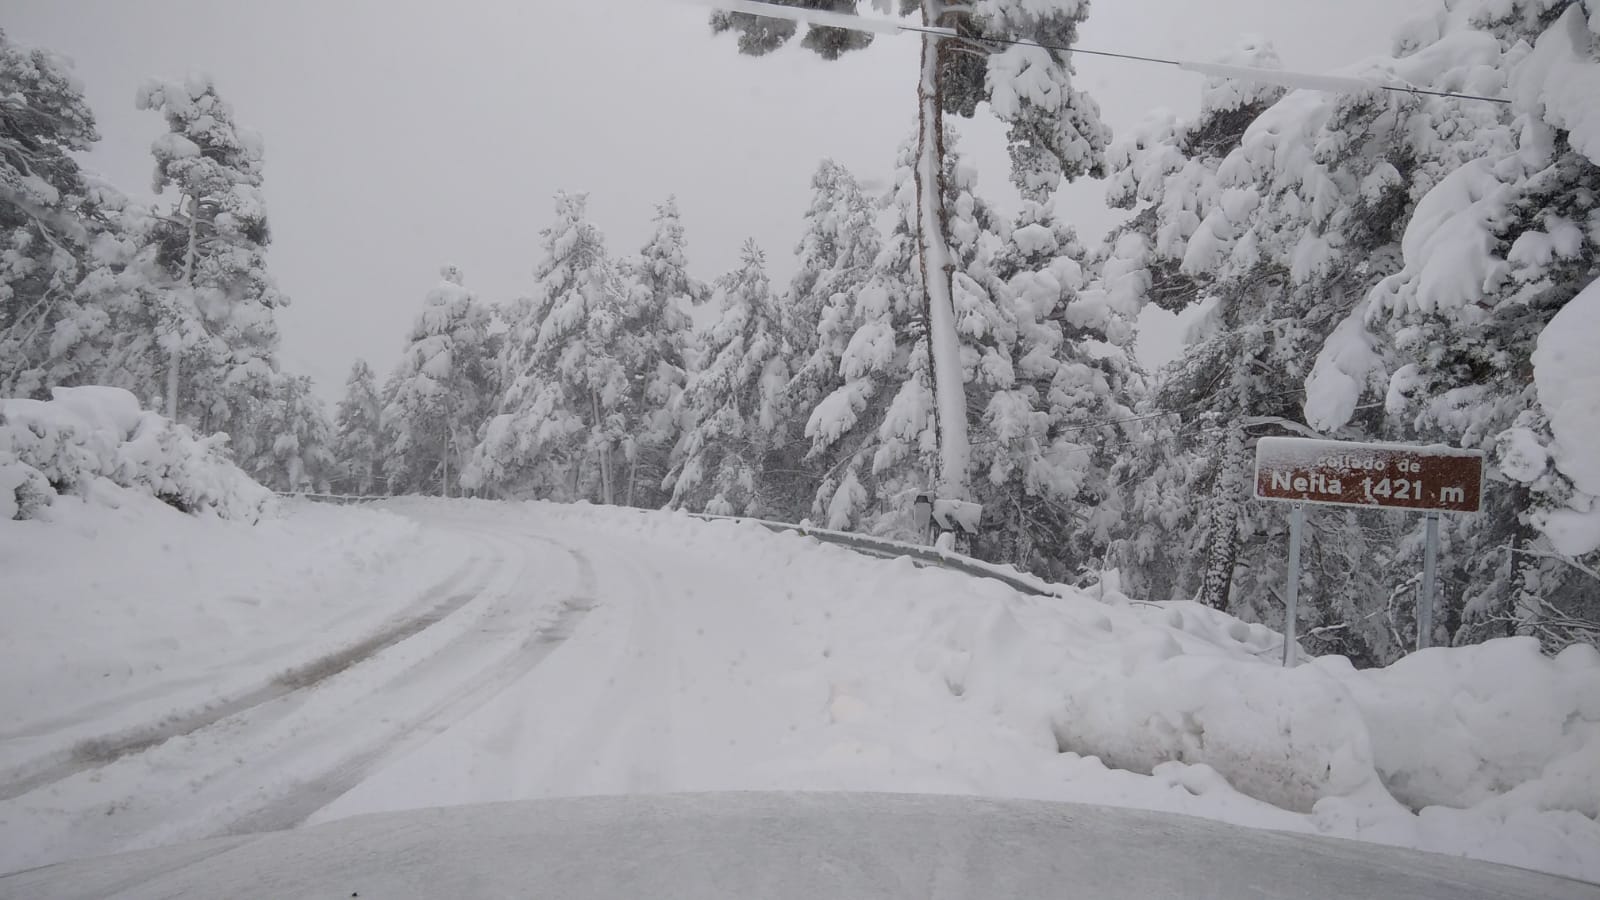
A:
[9,0,1430,400]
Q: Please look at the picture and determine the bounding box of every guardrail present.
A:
[278,493,1062,598]
[276,492,387,506]
[683,513,1060,598]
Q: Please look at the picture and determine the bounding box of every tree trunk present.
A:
[590,389,614,505]
[915,3,970,502]
[166,194,200,421]
[1507,484,1546,643]
[626,452,638,508]
[1199,422,1247,611]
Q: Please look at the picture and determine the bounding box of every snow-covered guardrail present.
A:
[275,492,388,505]
[277,493,1061,598]
[684,512,1061,598]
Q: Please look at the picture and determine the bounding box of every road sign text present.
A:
[1254,437,1484,513]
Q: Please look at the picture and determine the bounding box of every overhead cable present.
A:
[697,0,1512,105]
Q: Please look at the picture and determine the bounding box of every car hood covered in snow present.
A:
[4,792,1595,900]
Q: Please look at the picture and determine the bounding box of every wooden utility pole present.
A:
[913,0,970,500]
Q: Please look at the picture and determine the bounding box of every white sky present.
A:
[8,0,1430,400]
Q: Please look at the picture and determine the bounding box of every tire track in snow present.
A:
[0,510,603,874]
[219,529,601,834]
[0,545,497,804]
[452,515,803,801]
[535,533,677,795]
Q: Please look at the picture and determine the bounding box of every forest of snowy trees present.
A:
[0,45,335,494]
[3,0,1597,669]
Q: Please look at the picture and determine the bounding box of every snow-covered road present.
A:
[0,499,598,872]
[2,496,1598,885]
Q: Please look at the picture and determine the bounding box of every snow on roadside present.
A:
[314,501,1600,884]
[0,492,474,773]
[1,386,271,521]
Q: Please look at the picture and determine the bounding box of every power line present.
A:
[701,0,1511,106]
[950,30,1512,106]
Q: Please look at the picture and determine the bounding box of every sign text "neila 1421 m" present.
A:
[1254,437,1484,513]
[1254,436,1485,660]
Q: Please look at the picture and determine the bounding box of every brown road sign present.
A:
[1254,437,1484,513]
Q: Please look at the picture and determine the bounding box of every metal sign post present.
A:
[1418,511,1440,650]
[1283,503,1304,667]
[1253,437,1484,662]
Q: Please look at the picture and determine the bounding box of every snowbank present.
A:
[0,386,271,521]
[1325,639,1600,815]
[316,502,1600,883]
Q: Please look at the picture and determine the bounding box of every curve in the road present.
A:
[0,509,605,875]
[0,550,498,805]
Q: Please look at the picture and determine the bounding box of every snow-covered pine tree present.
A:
[57,187,171,407]
[466,193,628,502]
[785,159,881,384]
[712,0,1110,500]
[711,0,887,58]
[0,29,105,398]
[779,159,882,522]
[1313,0,1600,654]
[666,239,790,516]
[1100,35,1453,658]
[1188,25,1530,658]
[333,358,383,495]
[803,132,944,533]
[615,197,701,508]
[239,372,337,493]
[1104,16,1599,664]
[970,199,1141,581]
[1096,39,1333,635]
[804,128,1017,540]
[136,74,285,444]
[380,265,498,496]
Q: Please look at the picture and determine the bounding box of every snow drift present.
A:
[0,385,272,521]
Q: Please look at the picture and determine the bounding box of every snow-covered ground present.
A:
[1,497,1597,885]
[1,493,469,777]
